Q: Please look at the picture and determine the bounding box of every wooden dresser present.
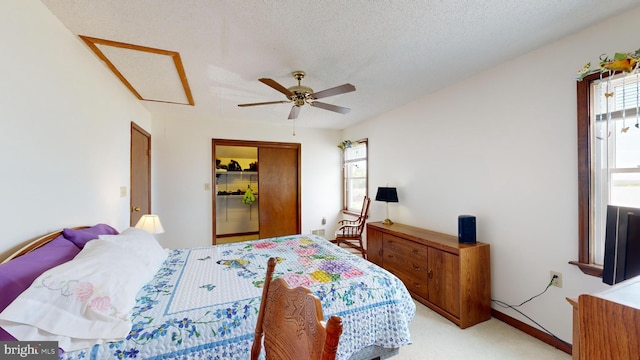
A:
[367,221,491,328]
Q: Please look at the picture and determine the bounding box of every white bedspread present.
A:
[58,234,416,360]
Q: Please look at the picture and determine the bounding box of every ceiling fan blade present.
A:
[310,101,351,114]
[259,78,295,98]
[310,83,356,99]
[238,100,291,107]
[288,105,301,120]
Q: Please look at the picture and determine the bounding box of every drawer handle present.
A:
[412,265,421,271]
[413,282,421,288]
[412,249,420,254]
[387,254,394,259]
[428,269,433,279]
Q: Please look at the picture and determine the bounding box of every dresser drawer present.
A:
[383,248,428,275]
[387,266,428,298]
[382,234,428,298]
[383,234,428,261]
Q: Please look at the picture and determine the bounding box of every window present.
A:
[342,139,368,213]
[576,71,640,275]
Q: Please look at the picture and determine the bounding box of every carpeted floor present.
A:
[397,300,572,359]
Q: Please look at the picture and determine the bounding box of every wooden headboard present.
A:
[1,226,88,264]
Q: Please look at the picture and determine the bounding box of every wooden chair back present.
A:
[338,196,371,227]
[335,197,371,257]
[354,195,371,222]
[251,258,343,360]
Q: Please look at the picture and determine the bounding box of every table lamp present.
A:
[135,214,165,234]
[375,187,398,225]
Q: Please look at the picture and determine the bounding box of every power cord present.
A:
[491,275,571,348]
[505,275,556,308]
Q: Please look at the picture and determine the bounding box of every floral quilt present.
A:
[59,234,415,360]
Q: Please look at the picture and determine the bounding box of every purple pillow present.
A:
[0,327,15,341]
[0,235,81,340]
[62,223,118,248]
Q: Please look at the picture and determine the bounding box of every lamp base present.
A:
[383,218,394,225]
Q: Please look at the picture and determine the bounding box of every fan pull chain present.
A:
[292,119,296,136]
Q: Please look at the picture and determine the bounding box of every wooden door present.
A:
[130,122,151,226]
[428,247,460,318]
[366,225,383,266]
[258,145,300,238]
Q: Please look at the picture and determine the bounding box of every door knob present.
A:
[132,207,141,212]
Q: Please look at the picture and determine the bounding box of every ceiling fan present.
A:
[238,71,356,120]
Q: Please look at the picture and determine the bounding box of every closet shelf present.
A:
[216,194,259,198]
[215,171,258,175]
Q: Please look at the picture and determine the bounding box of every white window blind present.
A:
[590,72,640,264]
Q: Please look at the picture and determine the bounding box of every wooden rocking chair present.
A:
[334,196,371,258]
[251,257,343,360]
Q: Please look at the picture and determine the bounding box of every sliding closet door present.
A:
[212,139,301,243]
[258,145,301,238]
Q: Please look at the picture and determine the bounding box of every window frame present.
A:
[575,72,600,276]
[342,139,368,214]
[574,70,640,277]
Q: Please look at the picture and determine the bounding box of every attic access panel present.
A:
[79,35,194,105]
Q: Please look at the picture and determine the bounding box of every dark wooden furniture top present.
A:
[369,222,485,253]
[251,257,343,360]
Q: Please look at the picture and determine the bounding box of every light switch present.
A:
[120,186,127,197]
[204,183,211,191]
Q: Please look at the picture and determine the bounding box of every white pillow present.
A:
[98,227,167,268]
[0,227,167,351]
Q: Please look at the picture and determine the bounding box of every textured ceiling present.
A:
[41,0,640,130]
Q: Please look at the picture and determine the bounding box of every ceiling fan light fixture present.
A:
[238,70,355,120]
[287,85,314,96]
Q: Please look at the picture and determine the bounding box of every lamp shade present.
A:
[135,214,165,234]
[375,187,398,203]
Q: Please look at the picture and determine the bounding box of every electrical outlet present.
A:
[550,271,563,288]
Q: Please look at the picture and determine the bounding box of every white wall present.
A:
[151,113,342,249]
[343,6,640,344]
[0,1,342,257]
[0,1,151,258]
[4,0,639,347]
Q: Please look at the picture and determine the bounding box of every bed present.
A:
[0,224,416,360]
